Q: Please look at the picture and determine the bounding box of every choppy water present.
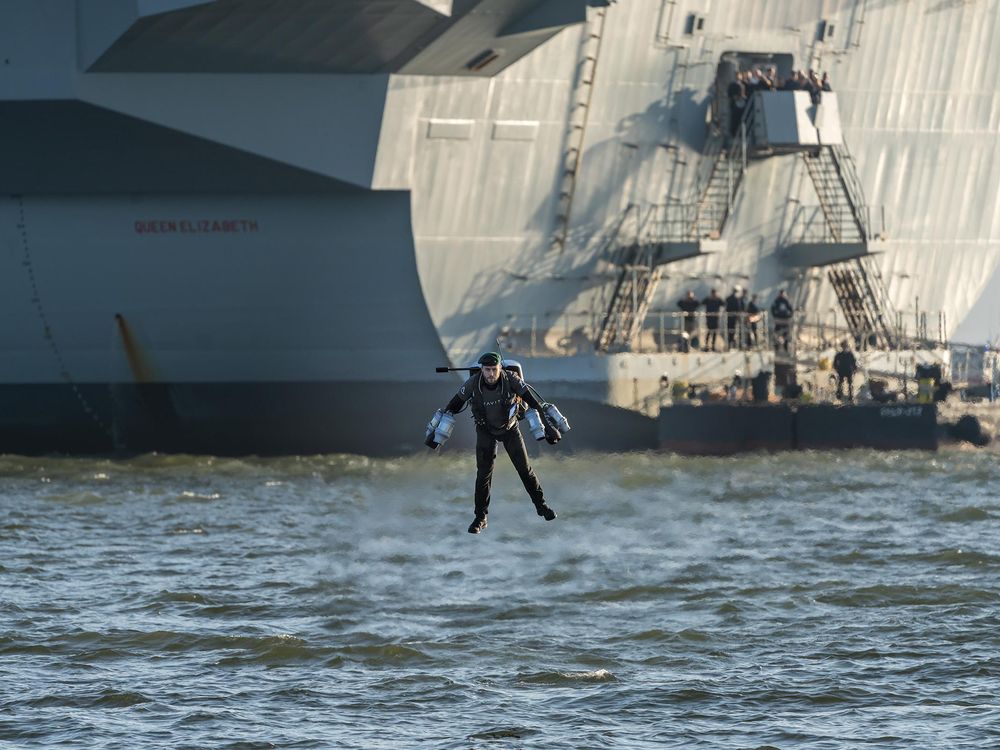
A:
[2,448,1000,749]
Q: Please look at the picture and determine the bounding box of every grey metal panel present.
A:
[0,0,77,99]
[427,118,476,138]
[4,0,1000,396]
[77,73,390,188]
[88,0,454,73]
[399,0,573,76]
[82,0,589,75]
[402,0,1000,361]
[500,0,587,36]
[758,91,820,145]
[492,120,539,140]
[415,0,453,13]
[1,192,448,383]
[0,101,358,194]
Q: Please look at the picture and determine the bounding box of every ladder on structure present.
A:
[803,144,900,348]
[594,111,753,352]
[802,145,866,243]
[594,239,662,352]
[827,256,899,349]
[551,6,608,253]
[692,119,751,239]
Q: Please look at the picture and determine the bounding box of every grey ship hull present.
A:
[0,385,657,455]
[2,0,998,454]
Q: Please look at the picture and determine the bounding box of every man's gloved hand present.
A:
[544,423,562,445]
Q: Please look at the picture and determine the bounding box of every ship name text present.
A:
[134,219,260,235]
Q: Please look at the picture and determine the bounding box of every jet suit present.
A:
[444,366,557,531]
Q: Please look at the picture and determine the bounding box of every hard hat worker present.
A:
[440,352,559,534]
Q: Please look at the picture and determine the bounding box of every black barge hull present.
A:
[659,403,938,454]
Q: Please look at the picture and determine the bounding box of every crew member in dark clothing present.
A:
[771,289,794,352]
[746,293,761,348]
[727,73,746,138]
[677,290,700,352]
[442,352,558,534]
[701,289,725,352]
[833,340,859,401]
[725,286,746,351]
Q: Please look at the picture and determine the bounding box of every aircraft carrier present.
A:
[2,0,998,455]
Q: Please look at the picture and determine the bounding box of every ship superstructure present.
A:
[1,0,998,453]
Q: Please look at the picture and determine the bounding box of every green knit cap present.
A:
[477,352,502,366]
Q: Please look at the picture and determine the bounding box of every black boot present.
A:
[468,514,488,534]
[534,502,557,521]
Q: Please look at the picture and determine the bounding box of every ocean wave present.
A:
[216,634,335,667]
[516,668,616,685]
[939,506,992,522]
[39,492,108,506]
[468,726,539,741]
[25,689,150,709]
[147,590,215,606]
[610,628,712,644]
[816,583,1000,607]
[0,639,55,656]
[27,630,344,668]
[338,644,433,664]
[909,548,1000,567]
[574,584,685,603]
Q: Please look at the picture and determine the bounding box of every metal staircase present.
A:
[803,143,900,348]
[802,145,867,242]
[594,112,754,352]
[692,115,752,239]
[826,256,899,349]
[593,241,662,352]
[593,87,900,354]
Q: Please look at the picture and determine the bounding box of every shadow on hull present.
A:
[0,384,658,456]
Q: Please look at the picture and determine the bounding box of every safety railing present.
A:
[636,203,700,243]
[785,204,874,245]
[498,304,957,359]
[624,94,755,249]
[793,307,949,353]
[499,310,773,357]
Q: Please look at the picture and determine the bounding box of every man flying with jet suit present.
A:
[440,352,559,534]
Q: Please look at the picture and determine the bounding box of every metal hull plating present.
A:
[0,383,657,456]
[1,1,998,454]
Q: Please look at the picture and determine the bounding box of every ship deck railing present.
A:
[498,306,957,360]
[499,310,774,357]
[792,308,950,353]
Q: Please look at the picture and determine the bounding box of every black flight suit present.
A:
[445,370,549,518]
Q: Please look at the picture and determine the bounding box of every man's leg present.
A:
[470,428,497,533]
[500,427,556,521]
[836,374,845,400]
